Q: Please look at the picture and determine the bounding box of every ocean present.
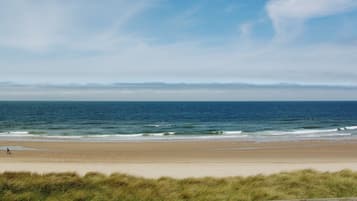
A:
[0,101,357,141]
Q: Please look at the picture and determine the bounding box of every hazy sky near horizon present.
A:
[1,0,357,100]
[1,83,357,101]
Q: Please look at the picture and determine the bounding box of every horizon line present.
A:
[1,82,357,90]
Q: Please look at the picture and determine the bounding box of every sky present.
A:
[1,0,357,100]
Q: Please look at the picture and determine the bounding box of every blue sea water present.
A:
[0,101,357,141]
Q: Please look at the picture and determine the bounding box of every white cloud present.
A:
[239,22,253,39]
[1,41,357,86]
[0,0,356,89]
[66,0,156,52]
[0,0,156,52]
[266,0,357,42]
[0,0,70,52]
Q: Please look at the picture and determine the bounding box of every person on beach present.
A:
[6,147,11,155]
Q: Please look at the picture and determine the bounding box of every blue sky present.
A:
[0,0,357,100]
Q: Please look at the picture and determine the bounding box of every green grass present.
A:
[1,169,357,201]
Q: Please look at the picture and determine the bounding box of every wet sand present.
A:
[1,140,357,178]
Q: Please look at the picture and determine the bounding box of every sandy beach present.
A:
[1,139,357,178]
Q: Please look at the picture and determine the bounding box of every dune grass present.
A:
[1,169,357,201]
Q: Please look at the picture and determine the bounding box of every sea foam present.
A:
[222,131,243,135]
[0,131,34,137]
[345,126,357,130]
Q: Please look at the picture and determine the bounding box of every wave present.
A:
[88,134,142,138]
[0,131,84,139]
[44,135,84,139]
[0,125,356,141]
[289,128,338,135]
[0,132,177,138]
[144,124,172,128]
[258,128,343,137]
[300,133,352,138]
[255,125,357,139]
[88,132,176,138]
[0,131,34,137]
[345,126,357,130]
[259,131,287,136]
[142,132,176,137]
[9,131,30,135]
[144,124,161,128]
[29,131,48,135]
[222,131,243,135]
[301,126,323,129]
[215,126,356,137]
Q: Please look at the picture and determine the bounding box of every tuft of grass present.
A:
[1,169,357,201]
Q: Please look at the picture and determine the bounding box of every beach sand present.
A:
[1,140,357,178]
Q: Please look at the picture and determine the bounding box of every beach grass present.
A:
[1,169,357,201]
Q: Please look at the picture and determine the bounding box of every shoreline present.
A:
[1,124,356,143]
[0,135,356,143]
[1,139,357,178]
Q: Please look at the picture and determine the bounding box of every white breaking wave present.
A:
[145,124,161,128]
[222,131,243,135]
[142,132,176,137]
[345,126,357,130]
[0,125,356,141]
[89,132,176,138]
[254,124,357,139]
[89,134,144,138]
[143,133,164,137]
[112,134,144,137]
[260,131,287,136]
[289,128,337,135]
[9,131,30,134]
[144,124,172,128]
[0,131,34,137]
[45,135,83,139]
[259,128,347,137]
[301,133,351,138]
